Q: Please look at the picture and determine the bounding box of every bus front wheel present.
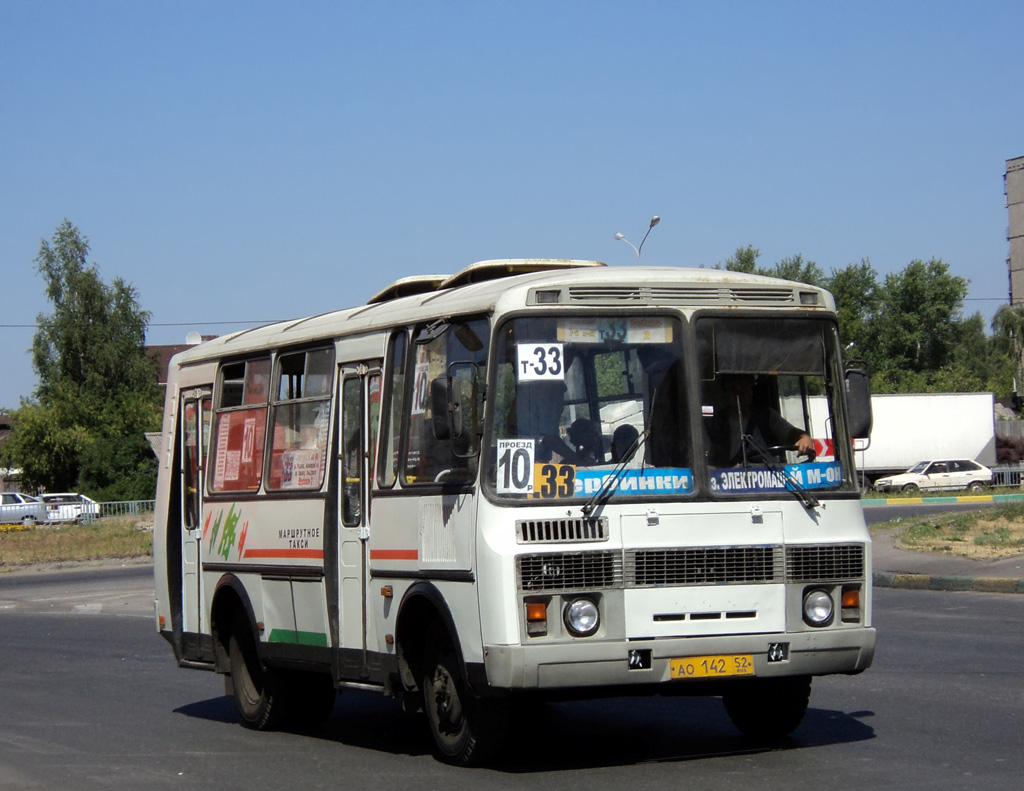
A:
[228,616,287,731]
[722,675,811,741]
[421,633,504,766]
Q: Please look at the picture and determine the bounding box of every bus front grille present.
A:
[515,544,866,592]
[626,546,784,587]
[786,544,865,582]
[517,517,609,544]
[517,551,623,592]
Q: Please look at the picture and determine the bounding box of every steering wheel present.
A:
[765,445,817,462]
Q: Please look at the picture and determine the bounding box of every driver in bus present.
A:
[707,374,814,467]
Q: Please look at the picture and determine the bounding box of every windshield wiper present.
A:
[740,433,819,510]
[731,393,818,510]
[581,428,649,517]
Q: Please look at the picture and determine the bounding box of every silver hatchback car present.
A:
[0,492,48,526]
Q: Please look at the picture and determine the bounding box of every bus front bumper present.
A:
[481,627,876,691]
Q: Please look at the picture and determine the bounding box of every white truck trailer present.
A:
[807,392,996,485]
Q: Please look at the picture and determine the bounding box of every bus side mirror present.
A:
[845,366,872,439]
[431,376,463,441]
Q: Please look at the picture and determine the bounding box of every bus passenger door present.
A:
[181,389,211,636]
[337,364,382,677]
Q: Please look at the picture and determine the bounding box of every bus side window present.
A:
[267,348,334,492]
[404,318,488,485]
[368,374,381,483]
[379,331,408,489]
[341,376,362,526]
[209,358,270,492]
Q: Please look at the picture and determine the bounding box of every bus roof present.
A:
[364,259,605,304]
[366,274,449,305]
[170,259,834,366]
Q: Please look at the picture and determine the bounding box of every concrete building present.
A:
[1007,155,1024,304]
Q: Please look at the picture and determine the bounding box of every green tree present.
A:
[719,246,1018,398]
[764,253,825,287]
[823,259,881,363]
[949,313,1015,394]
[0,220,161,499]
[990,304,1024,398]
[723,245,760,273]
[722,247,824,287]
[993,304,1024,383]
[864,256,966,385]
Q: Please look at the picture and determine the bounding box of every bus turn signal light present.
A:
[525,601,547,637]
[841,586,862,623]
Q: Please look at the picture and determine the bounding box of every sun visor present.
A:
[701,319,827,377]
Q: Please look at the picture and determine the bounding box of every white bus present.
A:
[153,259,875,765]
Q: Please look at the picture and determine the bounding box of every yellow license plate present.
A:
[669,654,755,679]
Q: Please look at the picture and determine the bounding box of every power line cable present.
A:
[0,319,285,329]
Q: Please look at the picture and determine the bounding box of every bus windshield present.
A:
[696,315,856,496]
[487,314,693,502]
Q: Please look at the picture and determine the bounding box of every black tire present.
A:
[421,632,505,766]
[902,483,919,493]
[723,675,811,741]
[967,481,985,493]
[228,617,287,730]
[20,515,37,527]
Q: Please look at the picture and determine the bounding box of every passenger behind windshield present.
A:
[705,373,814,467]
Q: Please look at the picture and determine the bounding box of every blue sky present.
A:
[2,0,1022,409]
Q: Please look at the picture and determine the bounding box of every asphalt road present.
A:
[1,566,1022,790]
[863,499,1000,525]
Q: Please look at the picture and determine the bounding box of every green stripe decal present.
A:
[267,629,329,647]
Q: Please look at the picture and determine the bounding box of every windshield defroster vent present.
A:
[567,285,797,306]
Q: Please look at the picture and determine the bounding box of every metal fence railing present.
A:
[991,464,1024,489]
[76,499,156,524]
[99,499,156,518]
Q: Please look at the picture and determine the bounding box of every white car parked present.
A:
[874,459,993,493]
[40,493,100,524]
[0,492,47,526]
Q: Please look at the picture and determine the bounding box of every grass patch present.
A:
[0,518,153,570]
[882,502,1024,558]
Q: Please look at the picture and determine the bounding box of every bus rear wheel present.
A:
[722,675,812,742]
[421,634,504,766]
[228,616,287,731]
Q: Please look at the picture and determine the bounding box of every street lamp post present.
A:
[614,215,660,265]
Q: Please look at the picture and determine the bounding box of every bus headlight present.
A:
[802,589,834,627]
[564,597,600,637]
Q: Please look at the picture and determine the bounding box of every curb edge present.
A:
[873,572,1024,594]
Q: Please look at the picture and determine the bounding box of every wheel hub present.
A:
[431,666,464,735]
